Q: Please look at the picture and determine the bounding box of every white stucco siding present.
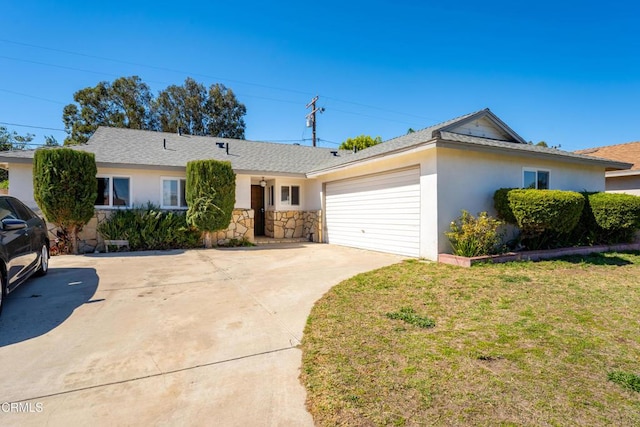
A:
[605,175,640,196]
[236,175,251,208]
[435,147,607,254]
[8,163,36,209]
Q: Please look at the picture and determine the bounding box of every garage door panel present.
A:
[325,167,420,257]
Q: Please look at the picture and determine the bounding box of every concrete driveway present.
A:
[0,244,403,426]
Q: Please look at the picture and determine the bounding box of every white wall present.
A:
[9,163,36,209]
[606,175,640,196]
[435,147,607,253]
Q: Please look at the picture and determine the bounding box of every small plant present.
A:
[446,210,503,257]
[386,307,435,329]
[0,180,8,190]
[608,371,640,393]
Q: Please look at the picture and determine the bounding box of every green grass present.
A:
[300,253,640,426]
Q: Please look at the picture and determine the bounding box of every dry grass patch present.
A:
[300,252,640,426]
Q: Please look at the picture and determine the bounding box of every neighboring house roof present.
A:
[0,108,632,175]
[575,141,640,177]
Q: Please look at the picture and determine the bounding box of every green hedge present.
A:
[97,204,201,251]
[588,192,640,231]
[493,188,517,224]
[508,189,585,235]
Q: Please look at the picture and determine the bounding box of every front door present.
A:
[251,185,265,236]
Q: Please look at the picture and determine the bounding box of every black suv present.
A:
[0,196,49,316]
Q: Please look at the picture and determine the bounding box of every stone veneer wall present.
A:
[212,209,254,245]
[265,210,322,242]
[57,208,255,253]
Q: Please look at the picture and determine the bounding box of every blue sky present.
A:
[1,1,638,151]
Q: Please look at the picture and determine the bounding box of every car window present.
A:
[7,198,37,221]
[0,198,18,221]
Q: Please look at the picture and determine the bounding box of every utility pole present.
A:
[305,95,325,147]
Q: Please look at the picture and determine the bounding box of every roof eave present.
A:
[606,169,640,178]
[306,138,438,177]
[436,139,633,170]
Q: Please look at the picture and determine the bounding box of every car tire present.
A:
[35,244,49,277]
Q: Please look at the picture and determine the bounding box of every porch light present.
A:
[260,178,267,188]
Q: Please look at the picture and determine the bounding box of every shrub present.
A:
[588,193,640,231]
[493,188,517,224]
[508,189,584,236]
[186,160,236,247]
[33,148,97,254]
[97,203,201,251]
[445,210,503,257]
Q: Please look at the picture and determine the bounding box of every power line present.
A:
[0,121,65,132]
[0,89,67,105]
[0,38,437,123]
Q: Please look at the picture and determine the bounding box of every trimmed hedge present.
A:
[493,188,517,224]
[508,189,584,235]
[588,192,640,231]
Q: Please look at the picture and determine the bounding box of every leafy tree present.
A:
[62,76,247,143]
[186,160,236,248]
[407,128,416,134]
[154,77,208,135]
[536,141,548,147]
[339,135,382,151]
[33,148,98,254]
[154,79,246,138]
[206,83,246,138]
[43,135,59,146]
[63,76,155,145]
[0,126,34,151]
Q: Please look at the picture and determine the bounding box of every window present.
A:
[162,178,187,208]
[281,186,290,203]
[96,176,131,207]
[523,169,549,190]
[280,185,300,206]
[268,185,274,206]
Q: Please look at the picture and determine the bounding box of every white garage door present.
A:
[325,167,420,257]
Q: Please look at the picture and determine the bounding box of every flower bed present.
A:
[439,242,640,267]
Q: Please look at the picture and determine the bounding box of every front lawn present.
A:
[300,252,640,426]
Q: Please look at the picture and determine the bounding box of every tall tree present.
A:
[339,135,382,151]
[0,126,35,151]
[206,83,246,139]
[62,76,247,143]
[62,76,155,145]
[154,77,208,135]
[154,79,246,138]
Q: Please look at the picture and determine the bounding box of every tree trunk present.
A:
[70,227,79,255]
[203,231,213,248]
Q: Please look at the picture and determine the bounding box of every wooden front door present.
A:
[251,185,265,236]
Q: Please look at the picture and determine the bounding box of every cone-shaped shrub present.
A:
[186,160,235,246]
[33,148,97,254]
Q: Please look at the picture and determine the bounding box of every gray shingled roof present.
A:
[308,109,632,173]
[0,109,631,175]
[0,127,343,175]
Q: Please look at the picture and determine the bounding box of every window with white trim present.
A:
[162,178,187,208]
[96,176,131,207]
[280,185,300,206]
[268,185,274,206]
[523,169,549,189]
